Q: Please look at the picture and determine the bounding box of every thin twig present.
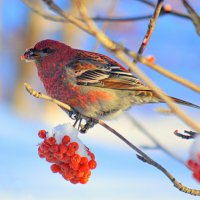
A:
[93,0,117,52]
[174,130,197,139]
[137,0,191,19]
[136,0,155,7]
[133,0,164,63]
[114,51,200,133]
[123,47,200,93]
[182,0,200,35]
[24,82,200,195]
[22,0,190,23]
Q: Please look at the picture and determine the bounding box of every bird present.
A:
[21,39,200,132]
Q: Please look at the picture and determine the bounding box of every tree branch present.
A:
[182,0,200,35]
[123,47,200,93]
[174,129,198,139]
[22,0,191,23]
[134,0,164,63]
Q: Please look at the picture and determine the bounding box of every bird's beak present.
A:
[21,48,41,62]
[20,55,26,60]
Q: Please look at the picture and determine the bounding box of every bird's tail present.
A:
[169,96,200,109]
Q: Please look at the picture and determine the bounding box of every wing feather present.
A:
[67,51,150,91]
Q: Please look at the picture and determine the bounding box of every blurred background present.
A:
[0,0,200,199]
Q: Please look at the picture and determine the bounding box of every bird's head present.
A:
[21,39,73,63]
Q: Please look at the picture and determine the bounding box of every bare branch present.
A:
[134,0,164,63]
[182,0,200,35]
[135,0,155,8]
[93,0,118,52]
[22,0,190,23]
[123,47,200,93]
[174,130,198,139]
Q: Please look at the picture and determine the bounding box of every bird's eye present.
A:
[42,48,55,54]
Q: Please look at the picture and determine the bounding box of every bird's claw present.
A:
[80,119,98,133]
[68,111,98,133]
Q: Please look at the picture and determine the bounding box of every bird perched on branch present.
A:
[21,39,200,132]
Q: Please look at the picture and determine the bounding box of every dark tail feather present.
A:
[169,96,200,109]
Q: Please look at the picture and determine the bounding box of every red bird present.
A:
[22,39,199,132]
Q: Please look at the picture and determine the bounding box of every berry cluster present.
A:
[37,124,97,184]
[187,136,200,183]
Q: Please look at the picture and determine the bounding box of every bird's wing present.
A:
[67,57,150,91]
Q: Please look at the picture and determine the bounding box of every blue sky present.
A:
[0,0,200,199]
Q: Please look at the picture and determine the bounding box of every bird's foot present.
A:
[68,110,98,133]
[68,110,82,129]
[80,118,98,133]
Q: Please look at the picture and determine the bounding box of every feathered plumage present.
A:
[22,39,200,120]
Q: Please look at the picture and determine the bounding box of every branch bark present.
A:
[134,0,164,63]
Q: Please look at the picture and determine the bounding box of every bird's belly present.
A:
[45,80,144,119]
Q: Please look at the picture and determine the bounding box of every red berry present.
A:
[164,4,172,12]
[80,177,89,184]
[63,169,76,180]
[38,130,46,139]
[197,153,200,161]
[80,157,88,165]
[187,159,194,169]
[40,143,50,153]
[69,162,79,170]
[54,152,63,160]
[46,153,56,163]
[88,152,95,160]
[60,163,69,172]
[88,160,97,169]
[83,170,91,178]
[62,135,70,145]
[66,149,75,157]
[70,178,80,184]
[193,162,199,170]
[51,164,61,173]
[38,148,45,158]
[79,164,90,172]
[47,137,56,145]
[61,155,70,163]
[76,171,84,178]
[193,171,200,182]
[69,142,79,151]
[59,144,68,154]
[71,154,81,165]
[146,55,155,64]
[50,144,59,153]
